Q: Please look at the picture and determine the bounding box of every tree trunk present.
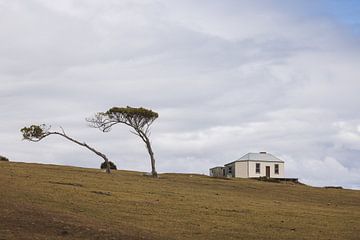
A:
[102,155,111,174]
[144,135,157,178]
[53,132,111,174]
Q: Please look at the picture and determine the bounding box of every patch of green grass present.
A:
[0,161,359,240]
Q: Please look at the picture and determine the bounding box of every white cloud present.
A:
[333,121,360,150]
[1,0,360,188]
[286,156,360,189]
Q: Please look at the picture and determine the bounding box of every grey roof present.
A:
[225,152,284,165]
[209,166,225,170]
[238,152,283,161]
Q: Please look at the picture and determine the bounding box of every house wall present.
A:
[209,167,225,177]
[224,163,235,177]
[234,161,248,178]
[247,161,284,178]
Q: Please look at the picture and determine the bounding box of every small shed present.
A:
[209,166,225,177]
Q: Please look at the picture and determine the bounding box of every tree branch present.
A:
[87,106,158,177]
[21,124,112,173]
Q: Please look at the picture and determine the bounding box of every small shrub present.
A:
[257,176,281,183]
[100,161,117,170]
[324,186,343,189]
[0,155,9,161]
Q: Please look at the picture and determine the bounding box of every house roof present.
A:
[209,166,225,170]
[225,152,284,166]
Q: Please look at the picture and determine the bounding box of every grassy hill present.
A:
[0,161,359,240]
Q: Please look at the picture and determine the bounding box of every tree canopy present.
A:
[88,106,159,177]
[90,106,158,133]
[21,124,50,141]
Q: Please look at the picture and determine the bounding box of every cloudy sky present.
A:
[1,0,360,189]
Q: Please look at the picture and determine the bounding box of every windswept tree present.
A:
[21,124,112,173]
[87,106,159,177]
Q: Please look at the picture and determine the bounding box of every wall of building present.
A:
[225,163,235,177]
[247,161,284,178]
[210,167,225,177]
[211,160,285,179]
[234,161,248,178]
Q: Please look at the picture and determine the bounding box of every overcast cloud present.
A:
[1,0,360,189]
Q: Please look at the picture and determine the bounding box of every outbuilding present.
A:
[209,166,225,177]
[210,152,285,178]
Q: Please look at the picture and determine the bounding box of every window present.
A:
[228,167,232,174]
[256,163,260,173]
[275,164,279,174]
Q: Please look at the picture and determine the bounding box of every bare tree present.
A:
[21,124,111,173]
[87,106,159,177]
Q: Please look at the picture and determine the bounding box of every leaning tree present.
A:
[87,106,159,177]
[21,124,112,173]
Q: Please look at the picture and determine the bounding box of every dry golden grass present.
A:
[0,161,359,240]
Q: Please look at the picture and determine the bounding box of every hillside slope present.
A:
[0,161,359,240]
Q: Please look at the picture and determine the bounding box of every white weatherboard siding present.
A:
[234,161,248,178]
[218,152,285,178]
[247,161,284,178]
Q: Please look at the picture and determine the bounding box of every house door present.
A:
[266,166,270,178]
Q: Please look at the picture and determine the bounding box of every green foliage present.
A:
[21,124,49,140]
[104,106,159,130]
[257,176,281,183]
[88,106,159,176]
[89,106,159,133]
[106,106,159,120]
[0,155,9,161]
[100,161,117,170]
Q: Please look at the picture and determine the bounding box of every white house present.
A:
[210,152,285,178]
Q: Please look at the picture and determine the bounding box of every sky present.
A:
[1,0,360,189]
